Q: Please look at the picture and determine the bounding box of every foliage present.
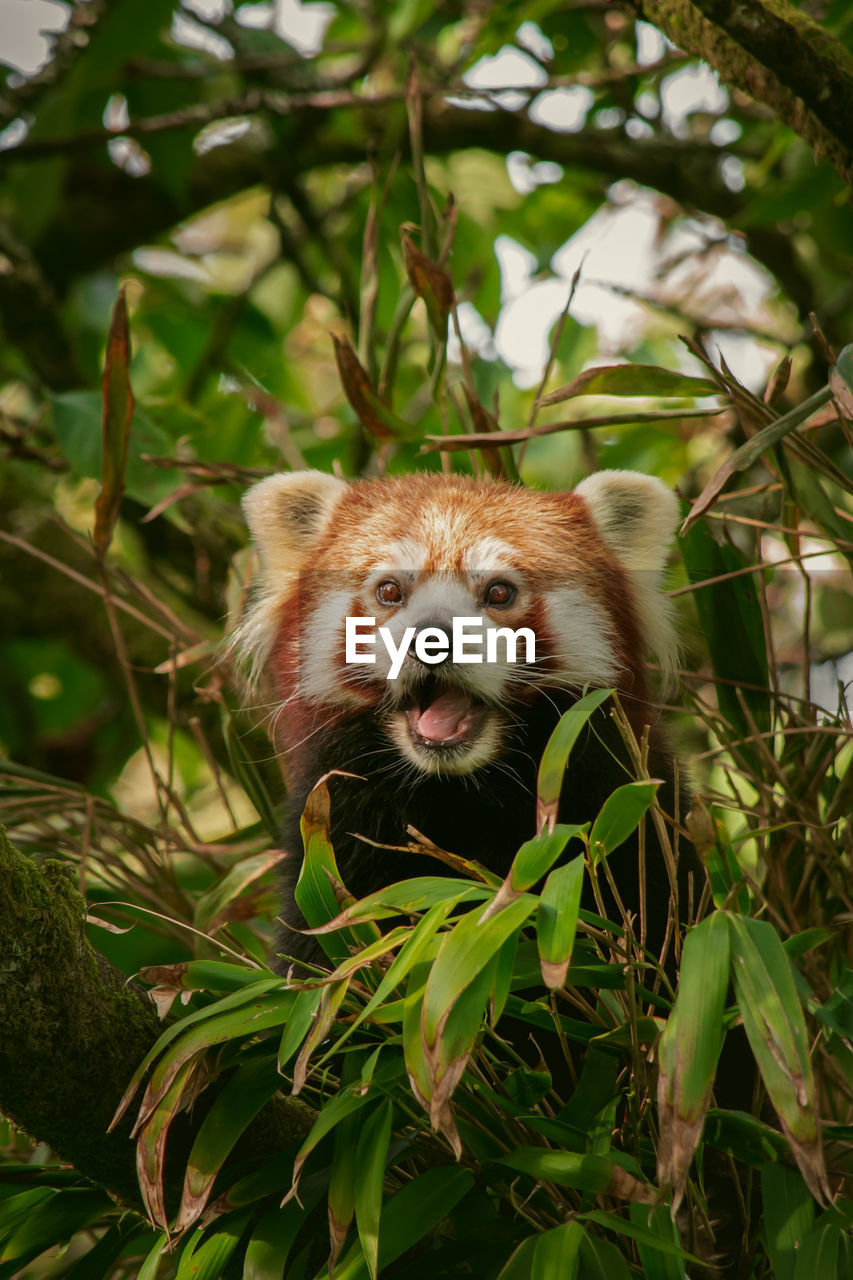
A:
[2,1,853,1277]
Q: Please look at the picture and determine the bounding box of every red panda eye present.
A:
[485,581,515,607]
[376,579,403,605]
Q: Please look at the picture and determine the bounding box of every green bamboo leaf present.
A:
[286,1057,400,1203]
[786,460,853,557]
[94,285,133,558]
[688,807,750,913]
[704,1109,788,1166]
[681,382,834,532]
[219,707,280,842]
[175,1058,282,1233]
[370,997,406,1023]
[0,1189,110,1266]
[422,956,497,1153]
[531,1220,584,1280]
[128,990,294,1134]
[323,898,460,1058]
[243,1182,327,1280]
[503,1063,552,1110]
[137,1234,169,1280]
[278,986,323,1070]
[537,689,614,832]
[763,1164,815,1280]
[491,930,519,1025]
[679,518,770,741]
[503,993,597,1045]
[422,895,536,1048]
[137,1056,197,1229]
[325,926,411,982]
[628,1204,687,1280]
[175,1227,203,1273]
[110,979,287,1130]
[501,1148,655,1204]
[536,854,585,989]
[296,777,377,962]
[193,849,284,933]
[483,824,587,921]
[657,912,730,1210]
[578,1233,633,1280]
[813,970,853,1040]
[292,979,350,1094]
[793,1222,844,1280]
[138,960,271,994]
[729,915,829,1201]
[593,1017,663,1053]
[538,364,718,405]
[174,1208,253,1279]
[495,1236,537,1279]
[329,1167,475,1280]
[328,1067,361,1275]
[50,388,176,507]
[512,825,586,893]
[354,1099,394,1280]
[783,928,833,960]
[402,968,433,1128]
[580,1209,698,1265]
[308,877,490,931]
[433,957,496,1073]
[0,1189,54,1248]
[557,1045,619,1134]
[61,1219,146,1279]
[589,781,659,865]
[830,343,853,415]
[358,1045,384,1090]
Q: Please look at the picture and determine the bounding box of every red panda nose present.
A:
[412,620,452,665]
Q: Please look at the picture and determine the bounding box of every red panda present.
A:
[235,469,696,966]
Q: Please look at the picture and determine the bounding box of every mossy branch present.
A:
[0,827,312,1214]
[634,0,853,183]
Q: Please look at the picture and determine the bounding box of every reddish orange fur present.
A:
[265,473,652,744]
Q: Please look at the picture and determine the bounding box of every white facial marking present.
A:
[386,708,505,776]
[540,587,621,688]
[462,538,518,573]
[368,539,427,573]
[299,587,366,705]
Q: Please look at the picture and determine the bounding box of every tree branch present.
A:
[633,0,853,183]
[0,827,312,1214]
[2,100,742,289]
[0,95,826,383]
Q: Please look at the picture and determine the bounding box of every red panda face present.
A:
[235,471,679,779]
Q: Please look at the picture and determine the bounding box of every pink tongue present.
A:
[415,689,473,742]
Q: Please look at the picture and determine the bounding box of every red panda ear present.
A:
[242,471,347,576]
[574,470,680,690]
[573,470,678,574]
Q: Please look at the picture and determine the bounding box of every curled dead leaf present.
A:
[401,229,454,339]
[331,332,410,439]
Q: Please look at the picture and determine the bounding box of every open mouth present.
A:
[403,675,489,749]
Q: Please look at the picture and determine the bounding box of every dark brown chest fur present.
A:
[274,696,696,970]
